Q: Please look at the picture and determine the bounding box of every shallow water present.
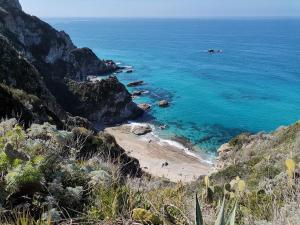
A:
[47,18,300,153]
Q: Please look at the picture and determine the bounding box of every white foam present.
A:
[126,121,214,165]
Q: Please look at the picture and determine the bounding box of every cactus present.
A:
[195,194,237,225]
[195,194,203,225]
[285,159,296,178]
[203,176,214,203]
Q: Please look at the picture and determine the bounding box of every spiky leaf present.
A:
[225,201,237,225]
[195,194,203,225]
[237,180,246,193]
[214,197,226,225]
[286,159,296,178]
[204,176,209,187]
[286,159,296,171]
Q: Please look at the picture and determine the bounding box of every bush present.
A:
[5,161,43,193]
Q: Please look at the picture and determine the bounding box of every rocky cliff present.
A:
[65,77,143,125]
[0,0,116,80]
[0,0,143,127]
[0,35,65,127]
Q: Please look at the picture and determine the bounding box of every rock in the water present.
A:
[208,49,223,54]
[158,100,169,107]
[138,103,151,111]
[131,124,152,135]
[159,125,167,130]
[127,81,144,87]
[132,90,143,97]
[126,69,133,73]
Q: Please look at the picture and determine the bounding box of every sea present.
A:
[46,17,300,157]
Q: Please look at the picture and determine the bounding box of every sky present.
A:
[20,0,300,18]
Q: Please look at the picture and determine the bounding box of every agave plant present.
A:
[195,194,237,225]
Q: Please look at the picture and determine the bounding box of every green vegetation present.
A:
[0,118,299,224]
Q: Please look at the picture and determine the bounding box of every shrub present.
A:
[5,161,43,193]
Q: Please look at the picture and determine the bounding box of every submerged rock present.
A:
[158,100,169,107]
[126,69,134,73]
[127,81,144,87]
[208,49,223,54]
[132,90,144,97]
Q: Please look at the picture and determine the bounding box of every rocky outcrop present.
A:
[64,77,143,125]
[0,36,65,127]
[138,103,151,111]
[0,0,116,81]
[158,100,169,107]
[0,36,65,117]
[0,0,143,127]
[0,0,21,10]
[0,84,64,128]
[132,90,144,97]
[127,81,144,87]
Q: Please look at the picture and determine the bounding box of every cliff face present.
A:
[0,0,143,127]
[0,0,116,80]
[65,77,143,125]
[0,35,65,127]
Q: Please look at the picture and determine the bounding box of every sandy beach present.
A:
[105,124,214,183]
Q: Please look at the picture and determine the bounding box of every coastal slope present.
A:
[0,0,143,126]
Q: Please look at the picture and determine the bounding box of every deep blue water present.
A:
[46,18,300,153]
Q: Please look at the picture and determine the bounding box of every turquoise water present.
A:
[47,18,300,152]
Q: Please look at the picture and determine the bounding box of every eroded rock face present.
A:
[64,77,143,125]
[0,1,117,80]
[0,36,65,128]
[0,0,22,10]
[0,0,142,126]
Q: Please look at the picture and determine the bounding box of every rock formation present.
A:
[0,0,143,127]
[127,81,144,87]
[158,100,169,107]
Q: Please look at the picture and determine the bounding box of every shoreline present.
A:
[105,123,214,183]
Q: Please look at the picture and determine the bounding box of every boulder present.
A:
[127,81,144,87]
[131,124,152,135]
[132,90,143,97]
[126,69,133,73]
[158,100,169,107]
[138,103,151,111]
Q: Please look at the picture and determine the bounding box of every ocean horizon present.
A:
[46,17,300,154]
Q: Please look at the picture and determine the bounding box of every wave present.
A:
[127,121,214,165]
